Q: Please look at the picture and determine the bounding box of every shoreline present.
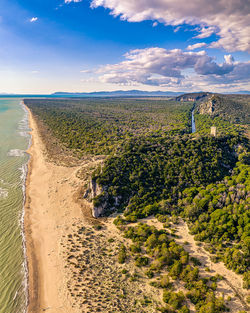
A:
[20,101,32,313]
[24,105,40,312]
[24,106,87,312]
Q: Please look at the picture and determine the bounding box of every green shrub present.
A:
[135,256,149,267]
[160,275,172,288]
[163,290,185,309]
[130,243,141,254]
[118,244,127,264]
[243,271,250,289]
[145,269,154,278]
[113,216,126,226]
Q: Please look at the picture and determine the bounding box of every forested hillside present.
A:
[92,135,239,218]
[196,94,250,125]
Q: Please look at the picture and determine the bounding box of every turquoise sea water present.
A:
[0,98,30,313]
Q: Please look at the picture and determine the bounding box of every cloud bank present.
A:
[98,47,250,90]
[90,0,250,52]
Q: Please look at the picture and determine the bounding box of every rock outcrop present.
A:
[84,179,122,218]
[197,95,217,115]
[89,179,106,218]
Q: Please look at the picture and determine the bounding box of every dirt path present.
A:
[174,219,249,312]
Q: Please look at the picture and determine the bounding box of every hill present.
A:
[175,92,211,102]
[196,94,250,125]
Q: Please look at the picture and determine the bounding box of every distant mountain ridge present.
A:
[52,90,250,98]
[52,90,184,97]
[0,90,249,97]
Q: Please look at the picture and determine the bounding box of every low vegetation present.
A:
[115,222,228,312]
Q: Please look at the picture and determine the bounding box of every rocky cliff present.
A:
[197,95,217,115]
[84,179,121,218]
[83,179,105,217]
[86,179,110,218]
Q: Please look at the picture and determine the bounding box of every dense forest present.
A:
[182,159,249,276]
[92,135,239,218]
[24,94,250,312]
[24,98,192,155]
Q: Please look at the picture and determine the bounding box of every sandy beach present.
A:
[24,107,91,313]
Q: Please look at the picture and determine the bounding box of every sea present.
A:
[0,98,30,313]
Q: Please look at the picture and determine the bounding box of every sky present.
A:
[0,0,249,93]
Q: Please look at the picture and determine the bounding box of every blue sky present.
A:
[0,0,249,93]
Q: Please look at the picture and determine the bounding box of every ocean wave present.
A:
[19,131,29,138]
[19,158,29,313]
[0,99,30,312]
[19,102,31,150]
[0,187,8,199]
[18,107,29,130]
[7,149,25,157]
[19,102,30,313]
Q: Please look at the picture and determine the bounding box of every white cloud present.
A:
[65,0,82,3]
[173,26,181,33]
[224,55,234,65]
[194,54,235,75]
[187,43,207,51]
[30,17,38,23]
[97,47,250,89]
[195,26,218,39]
[152,21,158,27]
[80,69,92,73]
[90,0,250,52]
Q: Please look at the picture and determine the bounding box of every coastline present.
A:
[20,101,33,313]
[24,105,87,312]
[24,105,42,312]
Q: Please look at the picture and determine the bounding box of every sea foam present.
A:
[19,101,30,313]
[0,187,8,199]
[7,149,25,157]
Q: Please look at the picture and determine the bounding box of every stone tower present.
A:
[211,126,217,137]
